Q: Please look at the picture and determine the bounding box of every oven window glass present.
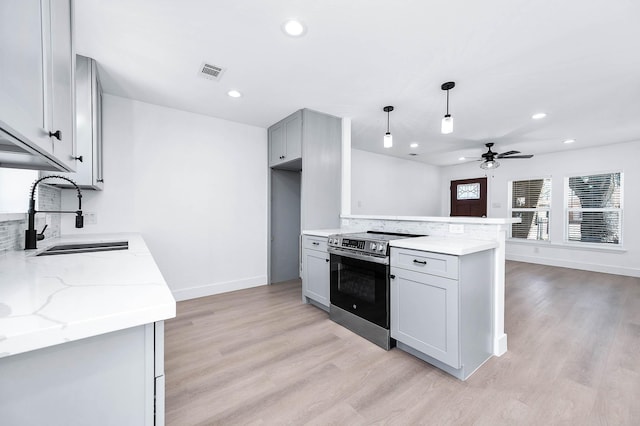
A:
[330,253,389,328]
[338,267,375,304]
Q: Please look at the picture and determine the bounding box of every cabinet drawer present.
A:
[302,235,327,252]
[391,247,458,279]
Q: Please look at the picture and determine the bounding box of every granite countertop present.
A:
[390,236,498,256]
[0,233,176,359]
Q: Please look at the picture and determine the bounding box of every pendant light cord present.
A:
[446,89,450,115]
[387,109,390,132]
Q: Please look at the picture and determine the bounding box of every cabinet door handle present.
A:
[389,274,396,279]
[48,130,62,140]
[73,155,83,162]
[325,258,330,262]
[312,242,319,245]
[413,259,427,265]
[97,179,104,183]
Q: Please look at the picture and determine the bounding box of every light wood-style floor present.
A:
[164,262,640,425]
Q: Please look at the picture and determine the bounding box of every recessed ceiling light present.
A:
[532,112,547,120]
[563,139,576,144]
[458,157,466,161]
[282,20,306,37]
[410,143,419,148]
[227,90,242,98]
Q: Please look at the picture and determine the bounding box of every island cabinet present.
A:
[302,234,330,309]
[0,0,76,172]
[268,110,302,168]
[390,247,493,380]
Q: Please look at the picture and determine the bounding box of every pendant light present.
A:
[383,106,394,148]
[441,81,455,134]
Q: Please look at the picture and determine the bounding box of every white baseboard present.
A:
[506,254,640,278]
[172,275,267,301]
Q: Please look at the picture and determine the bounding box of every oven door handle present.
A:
[328,247,389,265]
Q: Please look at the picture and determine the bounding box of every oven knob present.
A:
[370,243,377,251]
[379,244,385,252]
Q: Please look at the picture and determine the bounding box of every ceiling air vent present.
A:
[199,63,225,81]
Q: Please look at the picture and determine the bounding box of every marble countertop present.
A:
[0,233,176,359]
[302,228,352,237]
[390,236,498,256]
[342,214,520,225]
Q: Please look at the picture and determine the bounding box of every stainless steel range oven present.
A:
[328,231,422,350]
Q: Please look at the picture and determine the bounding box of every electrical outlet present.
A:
[84,212,97,225]
[449,224,464,234]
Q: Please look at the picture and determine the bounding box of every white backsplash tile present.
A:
[0,184,62,253]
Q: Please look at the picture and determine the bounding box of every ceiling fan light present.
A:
[384,132,393,148]
[441,114,453,134]
[480,159,500,170]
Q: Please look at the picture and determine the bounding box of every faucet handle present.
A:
[36,224,48,241]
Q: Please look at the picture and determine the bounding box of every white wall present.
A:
[62,95,268,300]
[439,140,640,277]
[350,149,441,216]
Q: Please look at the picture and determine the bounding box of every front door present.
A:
[450,177,487,217]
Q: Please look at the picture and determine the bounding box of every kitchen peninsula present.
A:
[303,214,518,379]
[0,233,176,425]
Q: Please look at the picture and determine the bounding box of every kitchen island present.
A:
[0,233,176,426]
[303,214,517,377]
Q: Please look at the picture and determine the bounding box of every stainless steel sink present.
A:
[36,241,128,256]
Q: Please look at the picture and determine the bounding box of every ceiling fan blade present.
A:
[502,154,534,159]
[497,150,520,158]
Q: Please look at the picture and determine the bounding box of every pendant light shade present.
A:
[384,132,393,148]
[441,114,453,134]
[441,81,455,134]
[383,106,394,148]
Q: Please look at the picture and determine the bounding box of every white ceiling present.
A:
[74,0,640,166]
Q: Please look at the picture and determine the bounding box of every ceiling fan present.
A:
[479,142,533,169]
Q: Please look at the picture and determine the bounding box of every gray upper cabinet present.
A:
[268,110,302,168]
[0,0,76,172]
[43,55,104,189]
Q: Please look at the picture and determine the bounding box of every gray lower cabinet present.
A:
[390,247,493,380]
[0,321,165,426]
[302,235,329,309]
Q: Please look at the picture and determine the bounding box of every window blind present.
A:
[509,178,552,241]
[566,172,622,245]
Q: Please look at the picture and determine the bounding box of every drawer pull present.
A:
[390,274,396,279]
[413,259,427,265]
[312,242,320,246]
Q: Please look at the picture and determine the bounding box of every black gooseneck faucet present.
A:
[25,176,84,250]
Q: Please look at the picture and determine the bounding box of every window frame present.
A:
[508,176,552,242]
[563,170,623,247]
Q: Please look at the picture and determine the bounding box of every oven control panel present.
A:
[328,235,388,256]
[341,238,366,250]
